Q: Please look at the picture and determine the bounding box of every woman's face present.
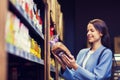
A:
[87,23,103,44]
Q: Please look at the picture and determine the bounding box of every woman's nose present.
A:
[87,31,90,35]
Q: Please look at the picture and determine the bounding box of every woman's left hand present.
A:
[61,54,79,70]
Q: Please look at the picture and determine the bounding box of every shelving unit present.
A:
[113,54,120,80]
[0,0,63,80]
[9,1,44,39]
[0,0,8,80]
[6,43,44,65]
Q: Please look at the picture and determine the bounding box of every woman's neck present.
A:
[91,42,102,51]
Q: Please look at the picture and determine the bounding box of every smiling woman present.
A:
[51,19,113,80]
[87,23,103,48]
[88,19,110,48]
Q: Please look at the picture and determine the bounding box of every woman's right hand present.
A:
[51,42,73,69]
[52,52,66,70]
[51,42,70,70]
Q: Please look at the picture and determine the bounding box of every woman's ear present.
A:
[100,32,103,37]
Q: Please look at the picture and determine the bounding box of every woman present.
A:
[51,19,113,80]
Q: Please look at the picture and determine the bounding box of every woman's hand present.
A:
[51,42,78,70]
[51,42,69,70]
[61,54,79,70]
[52,52,66,70]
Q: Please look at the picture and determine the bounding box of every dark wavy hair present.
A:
[89,19,110,48]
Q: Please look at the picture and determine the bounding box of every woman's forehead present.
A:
[87,24,94,29]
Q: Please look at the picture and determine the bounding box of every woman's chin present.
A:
[88,42,93,44]
[88,40,93,43]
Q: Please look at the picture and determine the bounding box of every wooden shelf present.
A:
[0,0,63,80]
[0,0,8,80]
[6,43,44,65]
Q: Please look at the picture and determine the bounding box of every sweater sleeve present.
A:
[61,49,112,80]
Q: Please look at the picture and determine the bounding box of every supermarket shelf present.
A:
[6,43,44,65]
[114,54,120,61]
[6,43,55,72]
[9,0,44,39]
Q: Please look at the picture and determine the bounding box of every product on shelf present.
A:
[5,11,42,59]
[10,0,43,34]
[30,38,41,59]
[36,9,43,33]
[50,12,55,37]
[51,58,55,67]
[50,76,54,80]
[5,11,15,44]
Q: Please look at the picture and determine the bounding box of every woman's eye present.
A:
[91,29,94,32]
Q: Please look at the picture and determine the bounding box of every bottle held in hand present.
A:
[50,35,71,59]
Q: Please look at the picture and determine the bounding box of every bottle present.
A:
[50,35,73,69]
[50,35,71,58]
